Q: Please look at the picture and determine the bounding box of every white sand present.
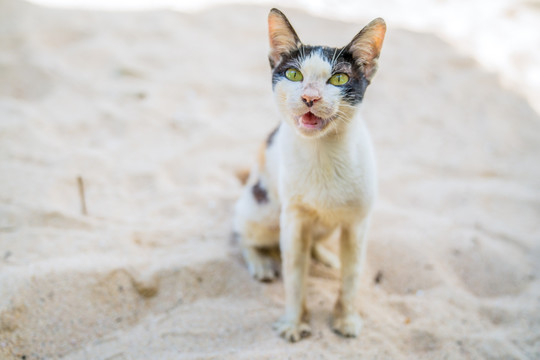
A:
[1,1,539,359]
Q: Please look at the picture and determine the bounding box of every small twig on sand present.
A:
[77,176,88,215]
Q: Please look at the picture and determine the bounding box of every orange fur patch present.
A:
[349,18,386,81]
[235,169,250,185]
[268,9,301,65]
[257,141,267,170]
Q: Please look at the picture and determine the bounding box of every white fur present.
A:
[234,50,377,342]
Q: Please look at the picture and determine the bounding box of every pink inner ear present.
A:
[268,17,284,49]
[268,16,279,35]
[368,23,386,57]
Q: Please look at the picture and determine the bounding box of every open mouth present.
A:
[298,112,328,131]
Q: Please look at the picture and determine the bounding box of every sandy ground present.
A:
[1,0,540,359]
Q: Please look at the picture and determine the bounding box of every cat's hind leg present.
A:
[234,176,281,281]
[241,243,280,281]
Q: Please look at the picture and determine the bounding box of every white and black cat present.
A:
[234,8,386,342]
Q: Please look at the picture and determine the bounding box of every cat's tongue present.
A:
[300,112,323,128]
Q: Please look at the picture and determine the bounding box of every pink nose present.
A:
[301,89,321,107]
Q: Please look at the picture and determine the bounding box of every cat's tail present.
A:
[235,168,250,185]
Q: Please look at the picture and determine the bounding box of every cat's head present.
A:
[268,9,386,138]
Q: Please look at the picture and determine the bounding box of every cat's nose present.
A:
[301,90,321,107]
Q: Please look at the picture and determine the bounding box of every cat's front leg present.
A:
[332,219,369,337]
[273,206,312,342]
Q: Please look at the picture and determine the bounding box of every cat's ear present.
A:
[346,18,386,82]
[268,8,302,69]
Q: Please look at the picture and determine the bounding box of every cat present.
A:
[233,8,386,342]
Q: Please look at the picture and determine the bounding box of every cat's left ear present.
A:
[268,8,302,69]
[346,18,386,83]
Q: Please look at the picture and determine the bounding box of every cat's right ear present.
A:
[345,18,386,83]
[268,8,302,69]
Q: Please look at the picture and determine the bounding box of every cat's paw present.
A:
[332,311,363,338]
[248,257,278,281]
[242,246,279,282]
[273,317,311,342]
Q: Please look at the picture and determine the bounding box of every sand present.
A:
[1,1,539,359]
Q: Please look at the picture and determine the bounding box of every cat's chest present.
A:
[279,139,374,211]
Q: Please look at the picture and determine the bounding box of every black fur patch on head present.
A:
[334,49,369,105]
[252,180,268,204]
[271,45,315,86]
[271,45,369,105]
[266,125,280,147]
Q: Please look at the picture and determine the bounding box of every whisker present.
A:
[336,45,347,61]
[330,47,338,67]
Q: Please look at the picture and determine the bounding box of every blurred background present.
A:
[27,0,540,114]
[1,0,539,359]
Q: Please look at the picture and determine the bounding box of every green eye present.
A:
[329,73,349,86]
[285,68,303,82]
